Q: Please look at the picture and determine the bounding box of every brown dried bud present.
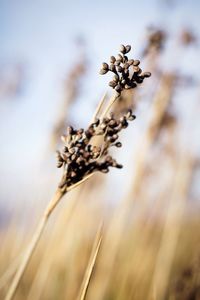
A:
[125,45,131,53]
[115,142,122,147]
[117,54,123,62]
[109,81,117,88]
[117,66,123,73]
[124,62,130,69]
[57,161,63,168]
[99,68,108,75]
[143,72,151,78]
[119,44,126,54]
[110,56,116,63]
[113,75,119,82]
[134,66,140,73]
[115,85,122,92]
[102,62,109,70]
[128,59,134,65]
[99,44,151,95]
[109,64,116,72]
[133,60,140,66]
[115,60,121,66]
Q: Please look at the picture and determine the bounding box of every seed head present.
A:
[57,110,136,191]
[99,44,151,95]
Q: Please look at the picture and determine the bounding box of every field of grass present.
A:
[0,26,200,300]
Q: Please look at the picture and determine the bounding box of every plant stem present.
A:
[5,189,64,300]
[77,221,103,300]
[101,92,119,118]
[5,174,93,300]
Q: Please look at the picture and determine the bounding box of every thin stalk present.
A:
[77,221,103,300]
[101,92,119,119]
[5,174,93,300]
[0,253,23,290]
[91,91,107,123]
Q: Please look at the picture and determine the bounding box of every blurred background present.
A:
[1,0,200,299]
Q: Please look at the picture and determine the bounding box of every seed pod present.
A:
[115,60,121,66]
[128,59,134,65]
[110,56,116,63]
[109,64,116,72]
[77,128,84,134]
[117,54,123,62]
[63,146,68,152]
[119,44,126,54]
[101,168,109,173]
[143,71,151,78]
[106,155,113,162]
[121,79,126,85]
[129,114,136,121]
[133,60,140,66]
[69,147,75,154]
[113,74,119,82]
[105,136,112,143]
[102,62,109,70]
[125,45,131,53]
[117,66,123,73]
[124,69,129,75]
[115,142,122,147]
[131,82,137,88]
[112,134,118,141]
[93,118,100,127]
[57,161,63,168]
[99,68,108,75]
[134,66,140,73]
[102,117,109,124]
[61,153,68,161]
[76,157,84,164]
[123,62,129,69]
[67,126,73,135]
[115,84,122,92]
[71,154,77,161]
[116,163,123,169]
[109,119,117,127]
[109,81,117,88]
[136,77,143,84]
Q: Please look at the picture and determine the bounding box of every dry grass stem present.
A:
[77,221,103,300]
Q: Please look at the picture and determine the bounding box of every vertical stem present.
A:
[77,221,103,300]
[5,189,64,300]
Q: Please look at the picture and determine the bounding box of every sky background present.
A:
[0,0,200,220]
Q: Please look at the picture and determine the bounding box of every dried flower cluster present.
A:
[180,29,197,46]
[56,110,136,191]
[99,44,151,94]
[143,28,166,56]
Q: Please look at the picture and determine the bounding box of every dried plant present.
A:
[100,44,151,94]
[5,44,151,300]
[56,110,135,191]
[142,27,166,57]
[180,29,197,46]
